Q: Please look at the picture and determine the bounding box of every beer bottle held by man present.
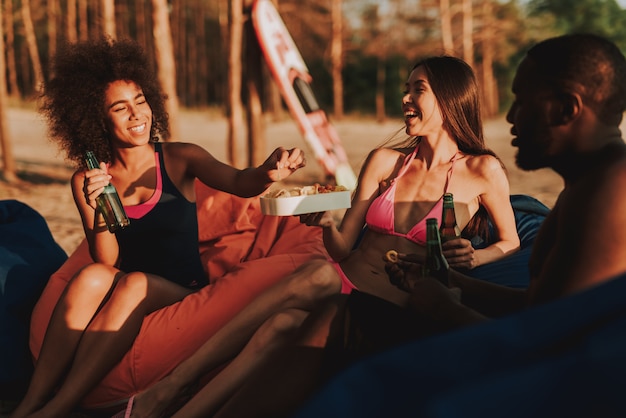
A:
[423,218,450,285]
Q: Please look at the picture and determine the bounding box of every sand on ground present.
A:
[1,107,564,256]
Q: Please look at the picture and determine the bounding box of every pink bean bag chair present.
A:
[29,182,327,409]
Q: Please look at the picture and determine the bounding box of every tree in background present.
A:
[21,0,44,95]
[4,0,19,99]
[152,0,179,140]
[528,0,626,51]
[0,1,17,183]
[102,0,115,39]
[228,0,244,168]
[331,0,345,120]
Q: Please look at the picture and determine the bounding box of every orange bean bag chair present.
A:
[29,182,328,409]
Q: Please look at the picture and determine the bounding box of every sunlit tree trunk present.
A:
[152,0,179,140]
[264,0,284,121]
[135,0,148,48]
[170,1,184,105]
[90,1,100,39]
[439,0,453,53]
[4,0,20,98]
[219,0,230,112]
[66,0,78,43]
[78,0,88,41]
[102,0,116,39]
[0,7,17,183]
[245,2,265,166]
[375,57,386,122]
[21,0,45,94]
[195,0,208,105]
[462,0,474,68]
[227,0,244,167]
[481,0,497,117]
[117,2,131,39]
[48,0,58,75]
[331,0,344,120]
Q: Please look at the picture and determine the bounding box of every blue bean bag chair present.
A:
[0,200,67,400]
[294,272,626,418]
[465,194,550,288]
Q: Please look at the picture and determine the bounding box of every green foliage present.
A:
[12,0,626,118]
[528,0,626,51]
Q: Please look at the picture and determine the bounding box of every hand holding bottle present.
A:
[441,238,477,270]
[83,161,113,210]
[84,151,130,233]
[438,193,478,269]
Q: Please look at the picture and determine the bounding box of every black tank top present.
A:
[115,143,207,289]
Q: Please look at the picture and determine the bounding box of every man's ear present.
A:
[552,92,582,125]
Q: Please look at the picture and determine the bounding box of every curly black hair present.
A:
[39,37,169,169]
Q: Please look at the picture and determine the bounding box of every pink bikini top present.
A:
[365,146,458,245]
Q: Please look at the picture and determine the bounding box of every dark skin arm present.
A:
[385,253,528,327]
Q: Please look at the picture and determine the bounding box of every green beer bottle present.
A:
[423,218,449,285]
[85,151,130,233]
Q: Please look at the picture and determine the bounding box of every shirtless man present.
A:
[396,32,626,325]
[293,34,626,418]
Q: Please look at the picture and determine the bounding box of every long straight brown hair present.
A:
[414,56,501,241]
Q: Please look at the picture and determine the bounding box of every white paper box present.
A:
[260,191,351,216]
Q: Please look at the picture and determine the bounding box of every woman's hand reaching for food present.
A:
[263,147,306,182]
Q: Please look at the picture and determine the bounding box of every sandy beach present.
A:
[1,106,564,256]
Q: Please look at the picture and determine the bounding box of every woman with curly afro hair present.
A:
[9,37,306,418]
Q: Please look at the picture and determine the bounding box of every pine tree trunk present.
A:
[245,6,265,167]
[462,0,474,68]
[48,0,58,74]
[439,0,453,53]
[375,58,386,123]
[227,0,244,167]
[4,0,20,98]
[66,0,77,43]
[331,0,344,120]
[0,8,17,183]
[481,0,497,117]
[102,0,116,39]
[152,0,179,140]
[21,0,45,93]
[78,0,88,41]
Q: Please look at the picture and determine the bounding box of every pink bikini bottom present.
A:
[330,260,358,294]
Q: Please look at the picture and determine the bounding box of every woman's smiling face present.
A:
[402,65,444,137]
[104,80,153,147]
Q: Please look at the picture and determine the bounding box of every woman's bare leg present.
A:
[9,264,119,417]
[170,309,309,418]
[128,259,342,418]
[213,295,348,418]
[14,270,192,418]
